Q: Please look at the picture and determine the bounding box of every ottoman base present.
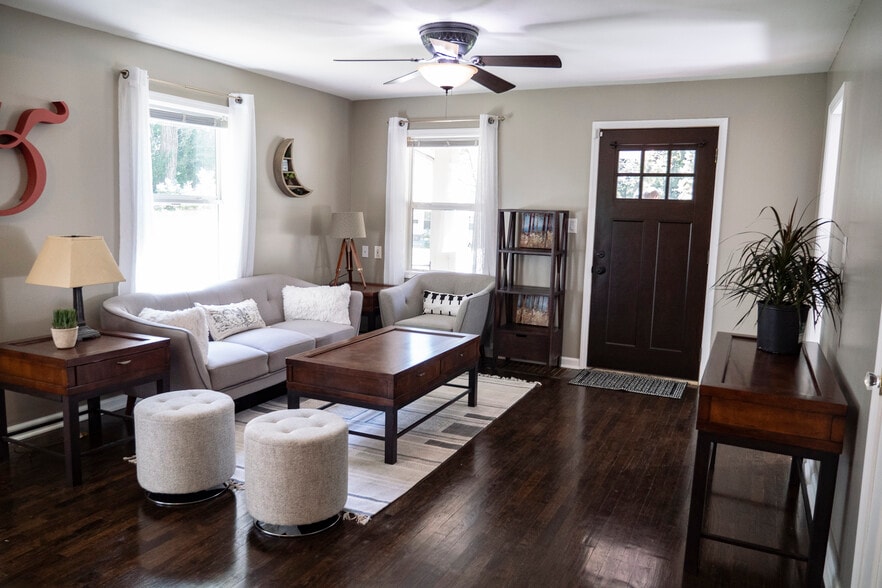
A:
[254,512,342,537]
[146,484,228,507]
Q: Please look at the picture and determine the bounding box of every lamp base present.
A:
[77,324,101,341]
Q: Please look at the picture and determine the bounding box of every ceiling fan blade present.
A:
[471,55,562,68]
[471,67,515,93]
[429,37,460,59]
[383,71,420,85]
[334,58,421,63]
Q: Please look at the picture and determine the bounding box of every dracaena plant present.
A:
[714,202,843,327]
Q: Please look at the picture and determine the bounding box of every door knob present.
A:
[865,371,879,391]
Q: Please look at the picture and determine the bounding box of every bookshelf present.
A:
[493,209,569,366]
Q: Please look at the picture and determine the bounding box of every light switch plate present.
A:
[373,246,382,259]
[568,218,578,233]
[361,245,369,258]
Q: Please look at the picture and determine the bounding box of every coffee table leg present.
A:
[468,365,478,407]
[385,407,397,464]
[62,397,82,486]
[287,389,301,409]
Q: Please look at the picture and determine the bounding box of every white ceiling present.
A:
[2,0,861,100]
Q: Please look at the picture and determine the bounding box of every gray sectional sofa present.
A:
[100,274,363,400]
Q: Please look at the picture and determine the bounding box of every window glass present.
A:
[614,147,698,201]
[141,93,229,292]
[407,130,478,273]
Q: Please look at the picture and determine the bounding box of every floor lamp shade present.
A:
[329,212,366,239]
[26,235,126,339]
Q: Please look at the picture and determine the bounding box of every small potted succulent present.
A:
[50,308,79,349]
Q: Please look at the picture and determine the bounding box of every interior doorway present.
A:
[579,119,729,380]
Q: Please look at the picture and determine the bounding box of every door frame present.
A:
[579,118,729,379]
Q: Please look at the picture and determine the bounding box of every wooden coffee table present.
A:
[286,326,480,464]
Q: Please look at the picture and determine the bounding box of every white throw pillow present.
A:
[422,290,473,317]
[196,299,266,341]
[282,283,351,325]
[138,306,210,364]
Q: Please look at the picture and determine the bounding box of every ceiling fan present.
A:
[335,21,562,94]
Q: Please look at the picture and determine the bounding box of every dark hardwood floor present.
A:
[0,361,808,587]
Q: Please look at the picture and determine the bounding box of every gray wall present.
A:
[349,75,828,362]
[822,0,882,584]
[0,6,351,426]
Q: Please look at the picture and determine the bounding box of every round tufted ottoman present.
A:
[134,389,235,506]
[245,409,348,536]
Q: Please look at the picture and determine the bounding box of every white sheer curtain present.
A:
[475,114,499,275]
[220,93,257,279]
[383,117,409,285]
[117,66,153,294]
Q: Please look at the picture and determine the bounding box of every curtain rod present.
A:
[399,115,505,126]
[119,69,243,104]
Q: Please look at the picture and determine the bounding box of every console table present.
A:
[0,331,170,486]
[684,332,848,587]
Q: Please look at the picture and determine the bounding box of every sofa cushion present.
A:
[223,327,315,372]
[395,313,456,332]
[207,342,268,390]
[272,320,355,348]
[138,306,210,364]
[282,284,351,325]
[422,290,473,317]
[197,299,266,341]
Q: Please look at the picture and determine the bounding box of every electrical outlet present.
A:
[361,245,369,258]
[568,218,578,233]
[373,246,382,259]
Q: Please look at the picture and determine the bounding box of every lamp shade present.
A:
[329,212,366,239]
[26,235,126,288]
[418,62,478,89]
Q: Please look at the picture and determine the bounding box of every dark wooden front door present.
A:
[587,127,718,380]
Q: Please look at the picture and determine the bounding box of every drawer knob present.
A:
[417,371,426,377]
[116,360,132,366]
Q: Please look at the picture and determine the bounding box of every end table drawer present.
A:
[75,348,168,385]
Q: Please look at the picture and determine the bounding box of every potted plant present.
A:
[714,202,843,354]
[50,308,78,349]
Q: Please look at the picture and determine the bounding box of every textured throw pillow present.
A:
[138,306,210,364]
[422,290,473,317]
[282,283,351,325]
[196,299,266,341]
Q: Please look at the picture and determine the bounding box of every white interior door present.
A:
[851,303,882,587]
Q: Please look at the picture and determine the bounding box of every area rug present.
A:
[233,373,539,519]
[569,368,686,399]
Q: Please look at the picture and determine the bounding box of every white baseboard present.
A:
[7,395,129,441]
[561,356,581,369]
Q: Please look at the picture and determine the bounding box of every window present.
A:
[140,93,229,292]
[407,128,479,274]
[615,148,696,200]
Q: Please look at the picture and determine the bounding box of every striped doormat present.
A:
[569,368,686,399]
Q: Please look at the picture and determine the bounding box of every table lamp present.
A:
[330,212,366,287]
[26,235,126,340]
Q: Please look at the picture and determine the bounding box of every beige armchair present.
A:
[378,272,494,338]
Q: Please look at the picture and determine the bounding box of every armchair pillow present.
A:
[196,299,266,341]
[282,283,351,325]
[138,306,210,364]
[423,290,473,317]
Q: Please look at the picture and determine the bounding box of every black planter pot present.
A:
[757,302,801,354]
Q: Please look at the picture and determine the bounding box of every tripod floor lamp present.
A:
[330,212,366,287]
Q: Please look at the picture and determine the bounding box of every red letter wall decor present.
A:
[0,101,69,216]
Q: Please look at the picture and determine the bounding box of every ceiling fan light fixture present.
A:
[417,62,477,90]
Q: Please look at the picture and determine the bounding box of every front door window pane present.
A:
[643,150,669,174]
[617,150,641,173]
[616,176,640,199]
[670,177,694,200]
[642,176,667,199]
[670,150,696,173]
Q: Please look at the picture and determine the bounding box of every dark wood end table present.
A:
[348,282,392,332]
[0,331,170,486]
[286,326,480,464]
[684,332,848,587]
